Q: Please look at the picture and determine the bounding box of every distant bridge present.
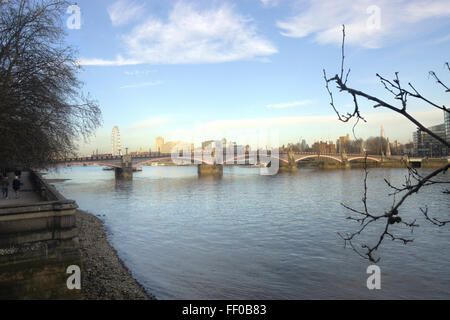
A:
[52,150,426,178]
[53,151,388,170]
[275,153,382,164]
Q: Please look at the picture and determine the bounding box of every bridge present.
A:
[54,152,384,167]
[51,150,407,179]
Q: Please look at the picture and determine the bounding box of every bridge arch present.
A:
[348,156,380,163]
[133,156,216,167]
[50,161,122,168]
[223,154,285,164]
[295,154,343,163]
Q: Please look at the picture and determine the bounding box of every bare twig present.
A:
[325,25,450,262]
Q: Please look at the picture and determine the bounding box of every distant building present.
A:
[300,139,308,151]
[380,126,386,156]
[312,141,336,154]
[161,141,181,153]
[392,140,400,154]
[413,122,448,157]
[156,137,164,153]
[337,134,350,153]
[402,142,414,156]
[155,137,188,154]
[129,147,148,156]
[386,138,391,157]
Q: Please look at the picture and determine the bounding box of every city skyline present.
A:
[67,0,450,154]
[90,125,413,157]
[86,109,449,157]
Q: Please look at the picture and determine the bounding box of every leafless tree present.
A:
[0,0,101,169]
[324,25,449,262]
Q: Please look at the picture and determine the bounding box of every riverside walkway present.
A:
[0,171,42,206]
[0,170,81,299]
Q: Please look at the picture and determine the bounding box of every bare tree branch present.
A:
[325,25,450,262]
[0,0,102,168]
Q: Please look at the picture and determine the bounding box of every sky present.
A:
[64,0,450,154]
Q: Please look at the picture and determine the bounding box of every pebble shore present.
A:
[75,210,156,300]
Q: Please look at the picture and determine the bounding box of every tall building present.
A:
[380,126,386,156]
[386,138,391,157]
[337,134,350,153]
[300,139,308,151]
[156,137,164,153]
[413,123,448,157]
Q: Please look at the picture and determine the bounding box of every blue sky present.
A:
[66,0,450,154]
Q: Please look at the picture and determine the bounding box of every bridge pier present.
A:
[278,162,298,173]
[115,155,133,180]
[341,152,351,169]
[114,167,133,180]
[197,163,223,177]
[278,148,298,173]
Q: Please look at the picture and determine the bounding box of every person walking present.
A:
[2,176,8,199]
[12,176,21,199]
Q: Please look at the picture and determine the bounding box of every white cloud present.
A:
[107,0,145,26]
[277,0,450,48]
[120,81,162,89]
[266,100,313,109]
[124,69,157,76]
[260,0,279,8]
[84,1,277,66]
[125,2,277,64]
[404,1,450,22]
[77,55,140,66]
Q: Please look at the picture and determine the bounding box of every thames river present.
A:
[45,166,450,299]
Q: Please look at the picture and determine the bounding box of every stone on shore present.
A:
[76,210,155,300]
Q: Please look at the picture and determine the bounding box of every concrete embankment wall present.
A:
[0,172,81,299]
[420,159,450,168]
[299,158,419,170]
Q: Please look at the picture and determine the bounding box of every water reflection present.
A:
[113,179,134,194]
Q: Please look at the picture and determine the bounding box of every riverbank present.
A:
[75,210,155,300]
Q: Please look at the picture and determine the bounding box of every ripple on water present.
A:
[45,166,450,299]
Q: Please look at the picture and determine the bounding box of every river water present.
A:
[45,166,450,299]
